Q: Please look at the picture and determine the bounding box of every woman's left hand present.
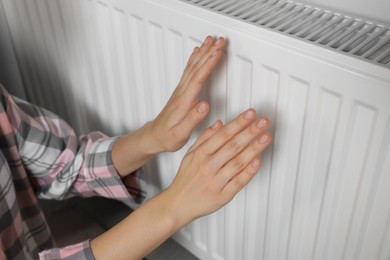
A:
[148,35,225,153]
[112,36,225,176]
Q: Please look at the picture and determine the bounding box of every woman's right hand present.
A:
[164,108,272,225]
[91,109,271,260]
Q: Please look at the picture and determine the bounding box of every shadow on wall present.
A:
[0,1,25,99]
[4,0,164,191]
[3,0,137,136]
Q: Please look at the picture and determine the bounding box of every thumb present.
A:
[176,101,209,138]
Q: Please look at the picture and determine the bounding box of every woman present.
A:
[0,36,271,259]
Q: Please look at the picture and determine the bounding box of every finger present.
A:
[181,37,225,90]
[182,49,224,103]
[178,36,214,90]
[208,117,270,172]
[175,46,199,91]
[188,120,223,153]
[199,109,257,155]
[215,131,271,189]
[174,101,210,137]
[221,157,263,201]
[187,37,225,81]
[186,36,217,75]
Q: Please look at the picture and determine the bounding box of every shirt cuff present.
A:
[39,240,94,260]
[73,136,146,207]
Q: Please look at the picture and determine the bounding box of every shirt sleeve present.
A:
[0,84,146,205]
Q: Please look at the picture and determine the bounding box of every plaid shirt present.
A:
[0,85,145,259]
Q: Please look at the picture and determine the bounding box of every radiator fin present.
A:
[183,0,390,68]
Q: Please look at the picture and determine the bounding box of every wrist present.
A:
[154,189,187,232]
[158,187,196,228]
[144,120,167,154]
[111,121,163,176]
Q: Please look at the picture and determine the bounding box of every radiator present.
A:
[2,0,390,259]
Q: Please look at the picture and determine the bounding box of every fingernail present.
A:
[259,134,269,144]
[252,158,261,168]
[198,103,207,113]
[204,37,210,45]
[244,110,254,119]
[211,120,219,129]
[257,118,267,128]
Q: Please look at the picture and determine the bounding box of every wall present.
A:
[0,1,25,99]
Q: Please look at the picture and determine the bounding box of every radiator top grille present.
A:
[182,0,390,68]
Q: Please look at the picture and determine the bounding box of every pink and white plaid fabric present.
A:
[0,85,145,259]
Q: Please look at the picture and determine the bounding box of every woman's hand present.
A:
[92,109,271,260]
[164,109,271,224]
[112,36,225,176]
[148,35,225,153]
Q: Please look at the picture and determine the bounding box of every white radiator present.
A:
[2,0,390,259]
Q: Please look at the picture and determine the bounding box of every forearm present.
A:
[112,122,162,177]
[90,189,186,260]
